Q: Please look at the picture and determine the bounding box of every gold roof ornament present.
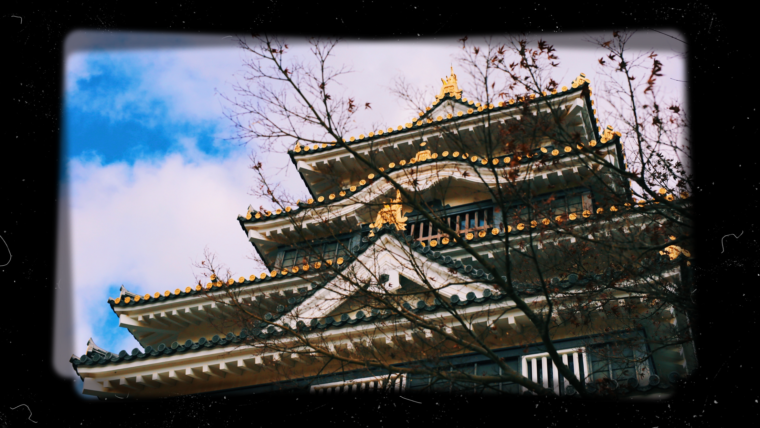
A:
[372,189,408,231]
[600,125,615,144]
[436,66,463,100]
[571,73,591,88]
[411,150,432,163]
[660,245,687,260]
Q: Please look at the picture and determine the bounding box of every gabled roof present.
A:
[288,82,595,159]
[86,224,688,370]
[418,92,476,121]
[112,187,691,313]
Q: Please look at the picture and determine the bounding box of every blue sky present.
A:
[57,31,686,394]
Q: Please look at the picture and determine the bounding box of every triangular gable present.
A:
[282,232,491,326]
[421,95,474,122]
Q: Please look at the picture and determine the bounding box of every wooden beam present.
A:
[135,331,157,343]
[255,355,276,372]
[272,353,295,367]
[169,370,193,384]
[118,314,176,335]
[97,378,119,391]
[135,375,160,389]
[311,352,331,365]
[393,332,414,349]
[119,377,144,391]
[306,221,324,237]
[487,320,506,337]
[355,337,375,354]
[183,308,206,324]
[414,329,434,342]
[143,333,175,348]
[152,372,177,387]
[220,361,243,376]
[290,353,315,365]
[329,157,348,176]
[185,367,209,382]
[189,306,211,322]
[148,313,171,328]
[507,315,523,334]
[205,303,227,320]
[203,365,226,379]
[341,341,357,356]
[172,309,200,326]
[160,311,189,328]
[237,358,261,373]
[381,336,396,349]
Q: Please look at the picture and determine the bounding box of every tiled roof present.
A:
[241,134,623,224]
[288,81,596,157]
[88,225,689,370]
[117,195,690,309]
[70,326,682,397]
[288,77,601,201]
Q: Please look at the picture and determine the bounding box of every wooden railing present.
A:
[405,207,493,245]
[521,348,589,395]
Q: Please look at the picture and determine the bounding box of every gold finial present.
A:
[372,190,408,231]
[436,67,463,99]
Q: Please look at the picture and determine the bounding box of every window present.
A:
[310,374,406,394]
[587,342,653,385]
[521,348,589,395]
[502,190,593,226]
[279,238,352,269]
[405,207,493,244]
[427,361,520,394]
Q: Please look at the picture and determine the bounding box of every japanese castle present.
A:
[71,68,696,399]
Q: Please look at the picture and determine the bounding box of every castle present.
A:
[71,68,696,398]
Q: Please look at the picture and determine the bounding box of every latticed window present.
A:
[587,342,653,385]
[280,238,352,269]
[503,190,593,226]
[521,348,589,395]
[429,362,521,394]
[310,374,406,394]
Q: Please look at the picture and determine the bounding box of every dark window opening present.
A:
[279,238,352,269]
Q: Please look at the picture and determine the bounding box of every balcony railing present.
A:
[405,207,493,245]
[521,348,589,395]
[403,191,593,246]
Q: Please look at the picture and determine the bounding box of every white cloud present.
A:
[65,139,267,359]
[65,46,244,129]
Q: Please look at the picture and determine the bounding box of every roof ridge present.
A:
[289,82,591,157]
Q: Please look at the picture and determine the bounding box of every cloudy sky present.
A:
[57,30,686,393]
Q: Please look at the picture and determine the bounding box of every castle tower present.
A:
[71,70,694,399]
